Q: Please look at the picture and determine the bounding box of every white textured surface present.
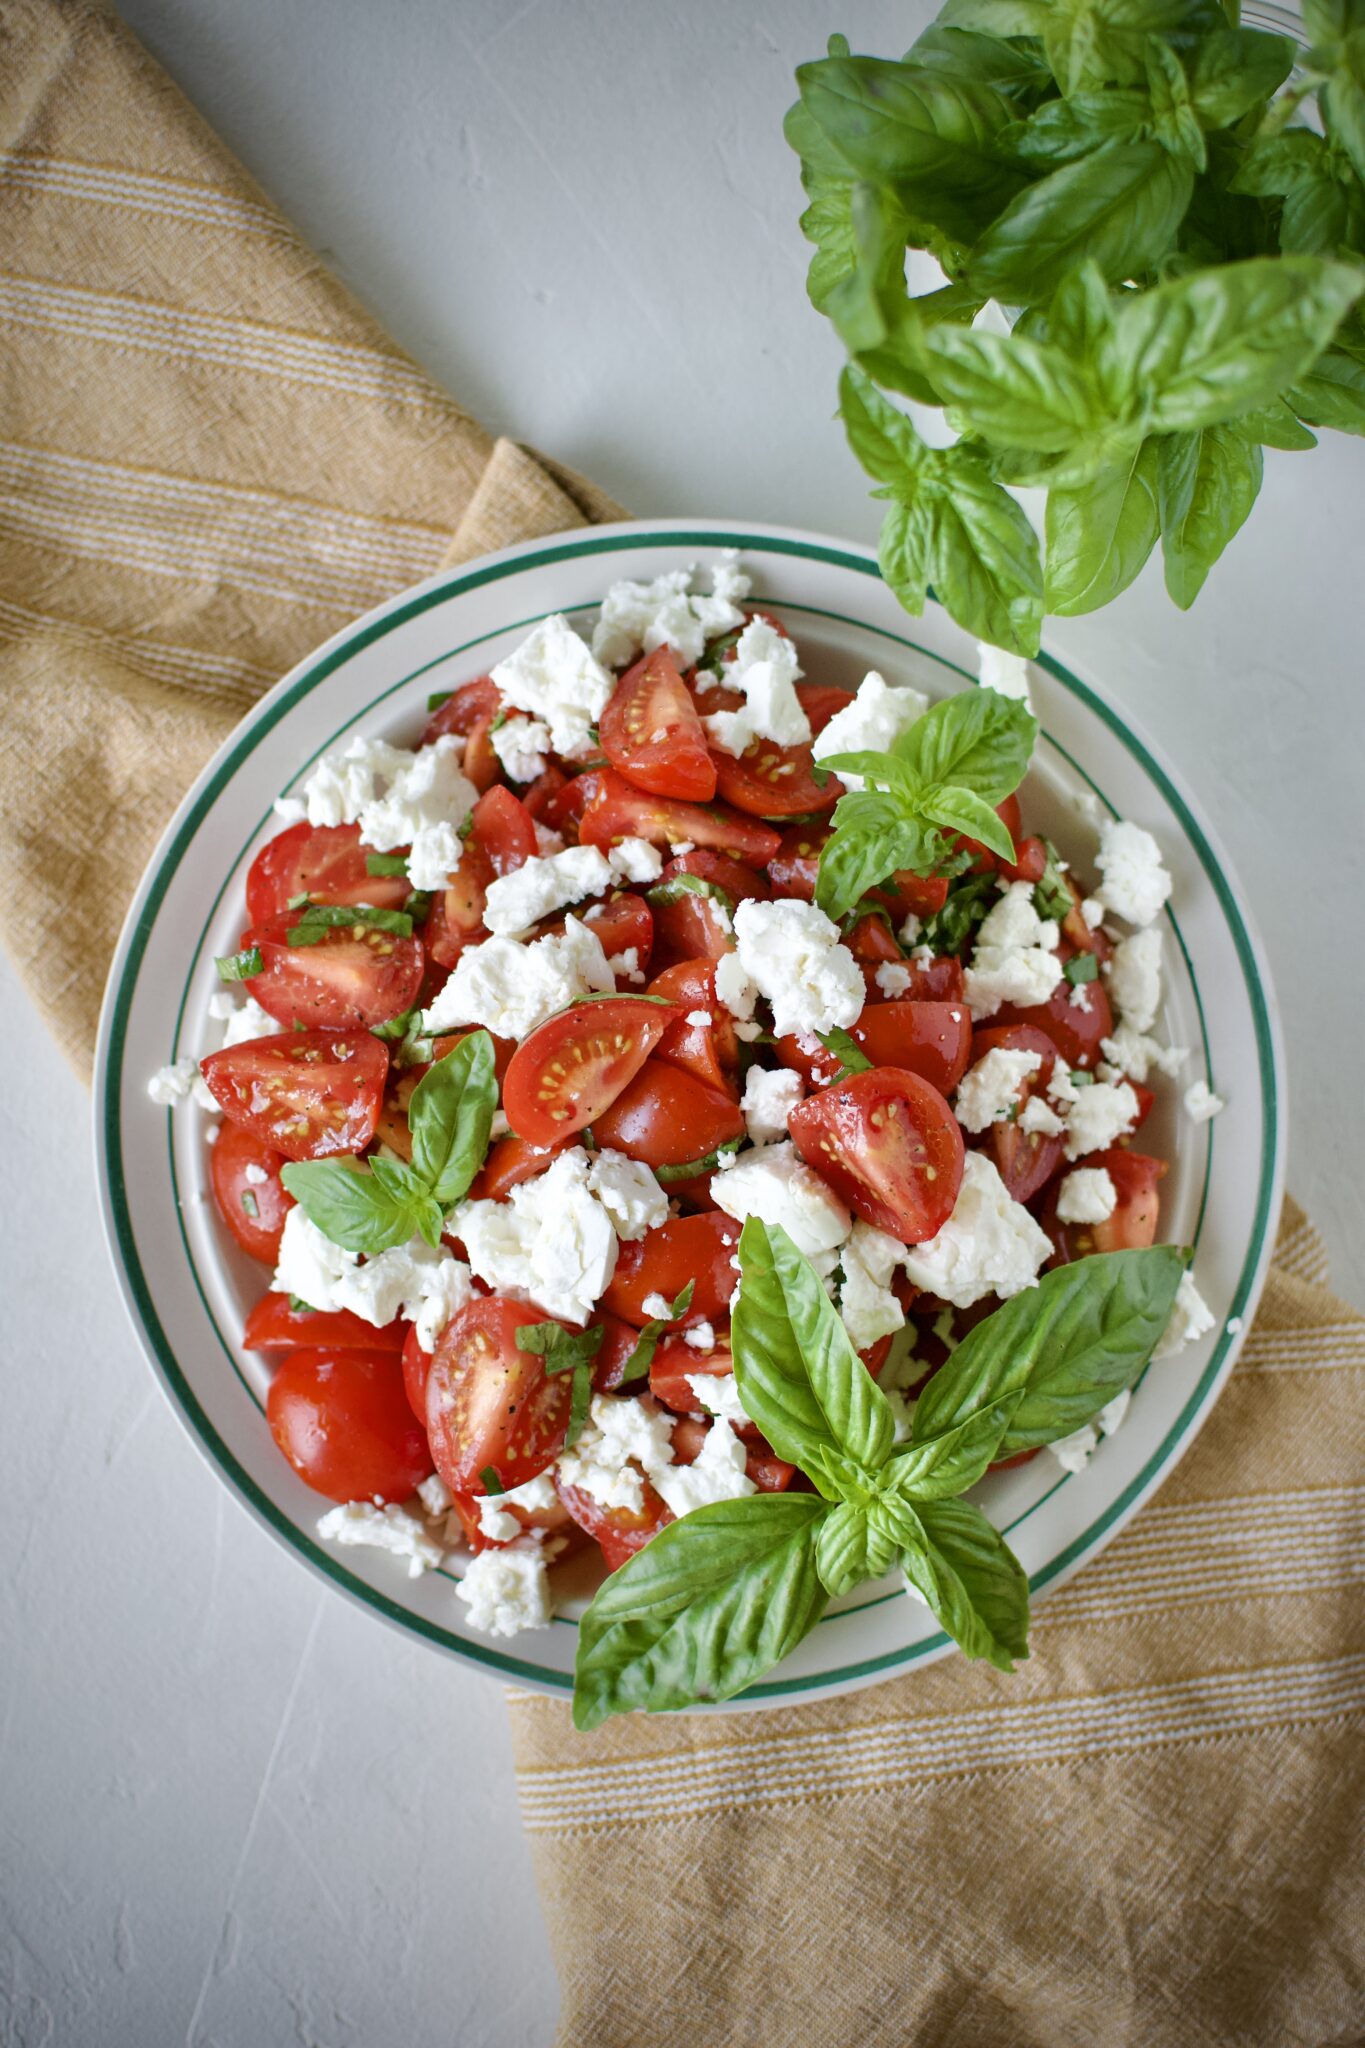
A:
[3,2,1361,2042]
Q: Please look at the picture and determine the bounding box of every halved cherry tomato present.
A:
[402,1322,433,1423]
[777,1001,972,1097]
[1056,873,1115,965]
[788,1068,965,1244]
[649,1335,732,1416]
[556,1467,673,1571]
[845,911,903,969]
[521,763,567,818]
[421,674,501,746]
[209,1121,294,1262]
[201,1029,388,1161]
[539,893,654,969]
[462,712,501,793]
[669,1415,795,1492]
[648,880,736,967]
[589,1313,649,1394]
[245,821,411,925]
[502,996,680,1145]
[799,684,855,736]
[474,784,539,875]
[267,1349,432,1502]
[600,646,716,801]
[428,785,539,965]
[601,1211,742,1326]
[1003,833,1047,885]
[579,768,781,863]
[967,1023,1063,1204]
[426,1301,573,1494]
[710,732,841,820]
[875,954,967,1003]
[1043,1148,1167,1262]
[445,1483,577,1556]
[662,848,770,904]
[244,1293,404,1353]
[994,949,1114,1069]
[871,868,951,923]
[470,1130,575,1200]
[590,1057,744,1168]
[649,959,739,1093]
[766,822,829,901]
[242,914,424,1030]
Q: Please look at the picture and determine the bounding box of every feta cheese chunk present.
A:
[607,837,664,885]
[741,1065,805,1146]
[591,556,751,671]
[456,1545,553,1637]
[1106,928,1163,1033]
[838,1221,907,1351]
[272,1209,473,1351]
[977,642,1033,710]
[482,844,612,936]
[1154,1271,1217,1358]
[586,1149,669,1241]
[1047,1388,1132,1477]
[147,1056,216,1111]
[711,1141,852,1262]
[1184,1079,1225,1124]
[1095,818,1172,928]
[1099,1025,1188,1085]
[685,1372,750,1427]
[316,1501,444,1578]
[963,881,1063,1020]
[874,961,913,999]
[732,898,863,1038]
[901,1152,1051,1309]
[451,1147,619,1325]
[556,1394,678,1515]
[422,915,613,1039]
[953,1047,1043,1133]
[490,714,553,784]
[302,733,478,893]
[652,1418,756,1518]
[474,1470,560,1545]
[209,991,280,1049]
[713,950,758,1023]
[416,1473,451,1518]
[491,614,614,760]
[812,670,927,788]
[1019,1095,1066,1137]
[683,1320,718,1351]
[1056,1166,1118,1225]
[703,617,810,758]
[1063,1079,1139,1160]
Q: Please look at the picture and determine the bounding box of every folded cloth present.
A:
[3,12,1360,2048]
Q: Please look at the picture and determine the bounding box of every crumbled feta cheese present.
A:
[685,1371,749,1426]
[713,949,758,1022]
[1049,1423,1098,1474]
[1073,789,1107,828]
[316,1501,444,1578]
[838,1221,906,1351]
[609,946,643,983]
[534,822,565,856]
[702,617,810,758]
[1063,1079,1139,1160]
[587,1149,668,1241]
[491,614,614,760]
[1056,1166,1118,1225]
[1095,818,1172,928]
[683,1320,718,1352]
[1048,1066,1080,1109]
[422,915,613,1038]
[475,1470,559,1544]
[652,1418,756,1518]
[733,898,863,1038]
[1069,983,1093,1014]
[1106,928,1163,1033]
[670,841,696,858]
[1099,1024,1187,1084]
[451,1147,619,1325]
[812,670,927,788]
[456,1545,553,1637]
[686,1010,713,1028]
[242,1162,269,1187]
[1080,897,1105,930]
[1154,1270,1217,1359]
[1019,1095,1066,1137]
[302,733,478,892]
[591,555,751,671]
[608,837,664,885]
[711,1141,852,1261]
[954,1047,1043,1133]
[963,881,1063,1020]
[209,992,280,1049]
[901,1153,1051,1309]
[482,844,613,936]
[977,642,1032,709]
[416,1473,451,1518]
[641,1292,675,1321]
[741,1065,805,1146]
[1184,1079,1225,1124]
[272,793,307,824]
[874,961,913,999]
[272,1210,473,1351]
[490,714,553,784]
[147,1056,216,1111]
[1097,1389,1130,1438]
[556,1394,678,1515]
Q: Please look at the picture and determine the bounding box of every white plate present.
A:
[95,519,1285,1707]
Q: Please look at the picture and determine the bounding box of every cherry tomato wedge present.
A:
[267,1349,432,1503]
[648,882,737,968]
[579,768,781,863]
[875,954,967,1003]
[470,1129,575,1201]
[1044,1148,1167,1262]
[788,1068,965,1245]
[245,821,411,925]
[967,1023,1063,1204]
[590,1057,744,1169]
[710,732,841,820]
[425,1301,572,1493]
[776,1000,972,1097]
[200,1029,388,1162]
[556,1468,673,1571]
[589,1313,650,1394]
[402,1322,433,1423]
[243,1293,404,1353]
[600,645,716,801]
[208,1121,294,1262]
[421,674,501,746]
[649,1335,732,1416]
[502,996,680,1146]
[242,913,423,1030]
[445,1483,577,1556]
[649,959,739,1093]
[428,785,539,966]
[993,948,1114,1070]
[601,1212,742,1327]
[766,822,828,901]
[537,892,654,970]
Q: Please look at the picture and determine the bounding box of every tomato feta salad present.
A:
[151,556,1222,1647]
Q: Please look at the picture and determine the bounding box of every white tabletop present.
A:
[4,3,1361,2042]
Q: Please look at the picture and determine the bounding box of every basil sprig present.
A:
[571,1222,1185,1728]
[280,1032,497,1253]
[816,686,1036,918]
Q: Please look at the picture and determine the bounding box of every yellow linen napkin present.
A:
[3,11,1360,2047]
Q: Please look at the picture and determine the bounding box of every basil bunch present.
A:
[787,7,1365,649]
[572,1218,1185,1729]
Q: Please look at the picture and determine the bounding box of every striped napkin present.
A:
[3,8,1360,2045]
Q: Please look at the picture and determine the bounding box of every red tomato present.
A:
[767,821,828,901]
[426,1301,572,1493]
[431,1029,516,1088]
[710,732,841,820]
[245,822,410,925]
[1055,874,1115,965]
[579,768,781,863]
[590,1057,744,1168]
[445,1483,576,1556]
[428,785,539,966]
[844,912,903,968]
[799,684,855,735]
[421,675,501,746]
[589,1313,649,1394]
[402,1322,433,1423]
[662,848,770,903]
[266,1349,432,1502]
[668,1415,795,1492]
[994,950,1114,1070]
[242,914,423,1030]
[538,892,654,969]
[244,1292,403,1352]
[556,1468,673,1571]
[502,996,680,1145]
[649,959,739,1093]
[872,868,951,923]
[788,1068,965,1244]
[521,764,567,818]
[474,784,539,874]
[956,793,1022,874]
[649,883,737,968]
[1003,833,1047,885]
[462,712,502,793]
[200,1029,388,1161]
[470,1130,574,1200]
[209,1121,294,1262]
[967,1023,1064,1204]
[1044,1148,1167,1261]
[600,646,717,801]
[602,1211,742,1326]
[649,1334,732,1416]
[777,1001,972,1097]
[878,954,966,1003]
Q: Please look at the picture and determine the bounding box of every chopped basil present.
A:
[286,891,313,910]
[1033,841,1073,924]
[285,902,414,946]
[564,1361,596,1449]
[479,1465,505,1496]
[403,889,433,923]
[1064,952,1099,985]
[489,708,509,732]
[816,1026,872,1081]
[618,1282,696,1384]
[427,689,451,712]
[655,1140,742,1183]
[239,1189,260,1218]
[1070,1068,1095,1087]
[286,1295,316,1315]
[215,946,264,983]
[515,1322,604,1375]
[646,872,735,912]
[366,852,410,878]
[918,871,998,958]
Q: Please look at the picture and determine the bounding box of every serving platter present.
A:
[95,519,1285,1706]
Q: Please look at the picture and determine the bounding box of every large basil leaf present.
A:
[1232,131,1365,258]
[895,684,1037,800]
[900,1497,1031,1671]
[965,140,1193,298]
[572,1495,830,1729]
[1145,38,1206,171]
[922,324,1100,451]
[814,786,933,920]
[815,1501,898,1596]
[278,1156,433,1257]
[1287,344,1365,435]
[408,1028,497,1207]
[910,1246,1186,1455]
[1189,28,1294,128]
[1157,425,1263,607]
[1045,435,1162,612]
[884,1402,1018,1499]
[839,363,930,487]
[906,23,1055,97]
[732,1218,896,1483]
[919,451,1046,654]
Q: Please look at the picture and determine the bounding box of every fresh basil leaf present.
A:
[365,852,410,878]
[732,1219,894,1483]
[814,792,931,921]
[897,686,1037,803]
[1287,342,1365,436]
[1232,399,1318,452]
[564,1361,595,1449]
[899,1496,1031,1671]
[884,1400,1018,1499]
[655,1142,742,1184]
[965,141,1194,299]
[920,783,1017,857]
[215,946,263,983]
[911,1246,1186,1456]
[1007,87,1152,166]
[1063,949,1099,984]
[839,363,933,489]
[407,1030,497,1208]
[1044,436,1162,614]
[1320,44,1365,189]
[1145,38,1206,172]
[239,1188,260,1219]
[921,869,999,954]
[1032,840,1073,923]
[1158,425,1263,607]
[916,451,1046,654]
[286,1295,316,1316]
[646,872,736,913]
[572,1494,831,1728]
[617,1282,695,1384]
[367,1155,444,1248]
[515,1321,604,1374]
[921,324,1099,453]
[278,1157,422,1256]
[876,494,936,618]
[815,1500,897,1596]
[1189,28,1294,128]
[816,1026,873,1079]
[427,690,451,713]
[907,22,1055,96]
[284,902,414,945]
